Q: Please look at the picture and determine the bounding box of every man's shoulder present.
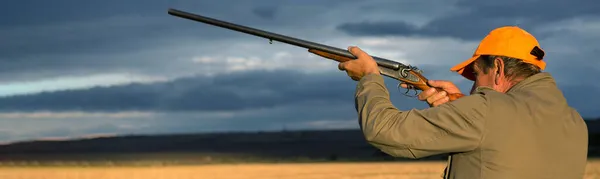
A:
[449,86,517,117]
[467,86,505,101]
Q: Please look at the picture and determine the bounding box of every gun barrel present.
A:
[167,8,404,70]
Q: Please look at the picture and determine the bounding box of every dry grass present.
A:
[1,160,599,179]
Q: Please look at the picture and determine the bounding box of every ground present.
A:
[1,160,599,179]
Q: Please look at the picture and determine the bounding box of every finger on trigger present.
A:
[399,83,408,89]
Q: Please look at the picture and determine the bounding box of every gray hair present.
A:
[475,55,541,81]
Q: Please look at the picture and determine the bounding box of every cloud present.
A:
[0,0,489,86]
[337,21,423,38]
[0,70,355,112]
[0,0,368,84]
[336,0,600,41]
[0,111,153,119]
[0,98,360,143]
[252,7,278,20]
[0,131,12,142]
[0,73,168,97]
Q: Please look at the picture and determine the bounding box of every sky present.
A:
[0,0,598,143]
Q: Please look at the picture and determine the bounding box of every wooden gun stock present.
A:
[406,70,466,101]
[309,49,465,101]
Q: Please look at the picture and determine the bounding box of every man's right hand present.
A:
[401,80,462,107]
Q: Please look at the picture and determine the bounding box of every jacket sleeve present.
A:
[355,74,487,159]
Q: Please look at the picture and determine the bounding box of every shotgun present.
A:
[167,8,464,101]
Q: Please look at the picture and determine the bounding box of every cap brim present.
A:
[450,55,479,81]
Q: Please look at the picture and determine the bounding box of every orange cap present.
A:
[450,26,546,81]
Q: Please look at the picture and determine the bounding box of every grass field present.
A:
[1,160,599,179]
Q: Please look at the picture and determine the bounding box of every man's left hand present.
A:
[338,46,380,81]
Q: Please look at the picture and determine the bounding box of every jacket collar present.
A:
[472,72,555,94]
[506,72,555,93]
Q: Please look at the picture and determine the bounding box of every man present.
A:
[338,26,588,179]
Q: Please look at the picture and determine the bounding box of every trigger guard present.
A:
[397,82,418,98]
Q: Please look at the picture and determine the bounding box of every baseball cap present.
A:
[450,26,546,81]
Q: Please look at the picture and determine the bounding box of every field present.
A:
[2,129,600,179]
[1,160,600,179]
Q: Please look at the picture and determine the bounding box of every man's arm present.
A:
[355,74,487,158]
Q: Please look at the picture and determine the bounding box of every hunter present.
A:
[338,26,588,179]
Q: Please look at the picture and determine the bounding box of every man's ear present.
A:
[494,57,504,85]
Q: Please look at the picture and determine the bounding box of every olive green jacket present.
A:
[355,72,588,179]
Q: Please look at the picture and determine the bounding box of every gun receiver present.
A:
[167,8,464,101]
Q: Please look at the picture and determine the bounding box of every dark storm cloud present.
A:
[336,0,600,41]
[0,0,367,82]
[1,0,358,58]
[252,7,278,20]
[0,0,208,81]
[0,101,363,143]
[0,0,266,62]
[0,70,358,112]
[337,21,419,37]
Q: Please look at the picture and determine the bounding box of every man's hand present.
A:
[338,46,380,81]
[401,80,462,107]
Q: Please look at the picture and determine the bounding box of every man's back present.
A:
[448,72,588,179]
